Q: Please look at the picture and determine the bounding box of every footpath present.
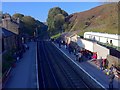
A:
[53,42,120,89]
[3,42,37,88]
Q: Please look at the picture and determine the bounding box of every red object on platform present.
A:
[92,52,97,59]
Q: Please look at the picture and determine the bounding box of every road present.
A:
[37,40,89,88]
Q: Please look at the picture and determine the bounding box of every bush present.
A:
[3,52,14,62]
[2,51,15,74]
[2,62,11,74]
[51,33,61,39]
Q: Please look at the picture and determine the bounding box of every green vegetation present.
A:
[47,3,119,37]
[47,7,68,36]
[12,13,47,36]
[2,50,15,74]
[22,16,36,35]
[72,3,118,36]
[51,33,61,39]
[13,13,24,19]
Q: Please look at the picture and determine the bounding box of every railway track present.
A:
[37,41,60,88]
[37,40,90,89]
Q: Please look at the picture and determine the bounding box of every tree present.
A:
[54,14,65,33]
[63,22,69,31]
[35,20,48,35]
[12,13,47,36]
[12,13,24,19]
[12,14,36,35]
[22,16,36,36]
[47,7,68,36]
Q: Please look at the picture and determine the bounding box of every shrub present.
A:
[2,51,15,74]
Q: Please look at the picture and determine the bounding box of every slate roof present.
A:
[1,27,16,37]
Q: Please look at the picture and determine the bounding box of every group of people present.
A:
[75,51,82,62]
[57,40,93,62]
[99,59,117,89]
[99,58,108,70]
[56,39,117,89]
[97,58,117,89]
[108,64,117,89]
[75,50,93,62]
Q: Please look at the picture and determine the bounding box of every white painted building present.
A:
[77,38,94,52]
[63,33,77,45]
[84,32,120,47]
[77,38,110,59]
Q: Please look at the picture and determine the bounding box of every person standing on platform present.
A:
[109,71,115,90]
[78,51,82,62]
[99,57,103,70]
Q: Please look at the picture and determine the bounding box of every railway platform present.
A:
[3,42,37,88]
[53,42,120,89]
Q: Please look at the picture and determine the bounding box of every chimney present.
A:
[17,18,20,24]
[2,19,7,29]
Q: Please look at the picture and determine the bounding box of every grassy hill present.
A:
[66,3,119,36]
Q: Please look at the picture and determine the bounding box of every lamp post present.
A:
[36,27,38,38]
[36,25,40,39]
[22,37,24,44]
[33,27,38,42]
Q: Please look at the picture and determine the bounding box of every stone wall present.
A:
[7,21,19,35]
[2,19,19,35]
[94,43,110,59]
[107,55,120,68]
[3,35,16,52]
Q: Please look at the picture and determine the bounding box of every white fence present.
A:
[84,32,120,47]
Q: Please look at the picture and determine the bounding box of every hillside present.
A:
[65,3,119,35]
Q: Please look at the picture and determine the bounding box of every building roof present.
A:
[1,27,16,37]
[61,32,77,38]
